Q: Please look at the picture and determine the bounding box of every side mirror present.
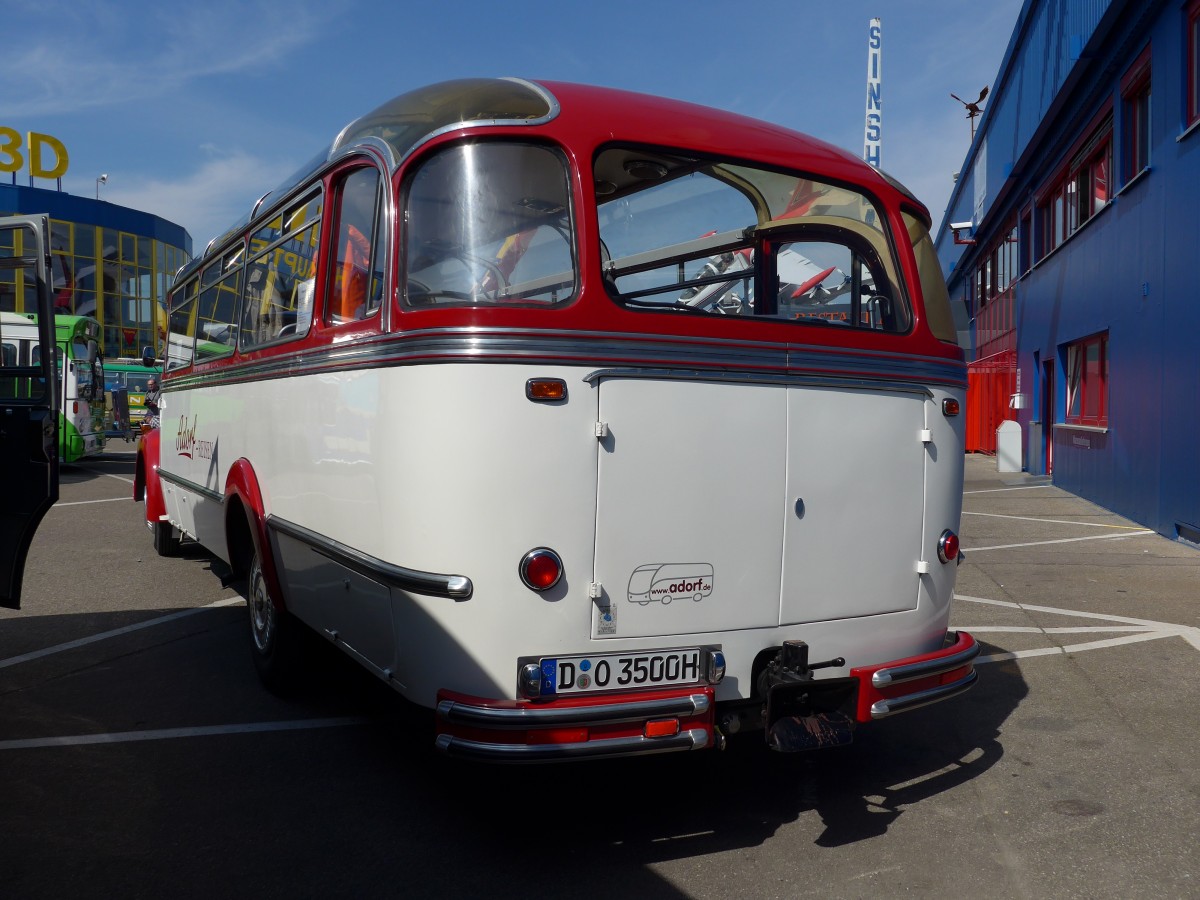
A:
[141,346,155,367]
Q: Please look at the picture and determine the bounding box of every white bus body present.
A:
[136,79,977,762]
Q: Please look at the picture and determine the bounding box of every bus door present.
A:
[593,376,786,639]
[779,386,927,623]
[0,215,60,609]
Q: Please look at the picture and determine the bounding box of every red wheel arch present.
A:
[224,459,287,611]
[135,429,166,522]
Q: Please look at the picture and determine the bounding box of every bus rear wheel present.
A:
[247,547,304,694]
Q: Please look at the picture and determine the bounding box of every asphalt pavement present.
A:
[1,447,1198,899]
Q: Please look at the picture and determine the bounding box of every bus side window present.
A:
[327,167,384,325]
[0,340,17,400]
[241,189,322,350]
[166,276,199,372]
[195,245,244,361]
[771,235,909,333]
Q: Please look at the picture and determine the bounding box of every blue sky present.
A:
[5,0,1024,251]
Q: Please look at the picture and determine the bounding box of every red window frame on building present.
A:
[1188,0,1200,128]
[1035,108,1112,260]
[1064,332,1108,428]
[1122,44,1152,179]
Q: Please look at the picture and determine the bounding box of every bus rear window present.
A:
[595,147,910,333]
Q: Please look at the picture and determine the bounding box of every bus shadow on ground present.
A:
[391,639,1027,861]
[164,541,1027,865]
[0,595,1023,896]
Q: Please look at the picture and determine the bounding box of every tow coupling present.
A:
[759,640,856,752]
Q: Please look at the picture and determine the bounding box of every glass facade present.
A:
[1,190,190,360]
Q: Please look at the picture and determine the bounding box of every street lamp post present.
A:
[95,173,108,200]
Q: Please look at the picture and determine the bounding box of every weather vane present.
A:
[951,86,989,140]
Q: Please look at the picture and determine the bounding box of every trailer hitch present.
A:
[759,641,856,752]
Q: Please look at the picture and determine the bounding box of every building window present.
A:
[1035,113,1112,259]
[1188,1,1200,127]
[1064,332,1108,427]
[1019,207,1032,274]
[1122,45,1151,179]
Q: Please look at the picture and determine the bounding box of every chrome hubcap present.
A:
[248,557,274,653]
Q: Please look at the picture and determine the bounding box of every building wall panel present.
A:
[938,0,1200,543]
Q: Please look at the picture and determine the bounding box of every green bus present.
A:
[1,312,106,462]
[104,357,162,434]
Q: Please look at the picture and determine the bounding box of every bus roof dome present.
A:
[333,78,559,164]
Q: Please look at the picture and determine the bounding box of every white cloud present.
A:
[2,0,340,117]
[97,151,301,251]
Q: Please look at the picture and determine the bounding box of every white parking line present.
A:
[52,496,131,508]
[962,510,1148,530]
[957,594,1200,661]
[963,485,1052,494]
[0,717,370,751]
[0,597,379,753]
[967,625,1158,634]
[73,465,135,486]
[965,530,1154,552]
[975,631,1172,664]
[0,598,244,670]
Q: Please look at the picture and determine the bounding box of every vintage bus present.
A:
[1,312,106,463]
[0,214,62,609]
[135,78,978,761]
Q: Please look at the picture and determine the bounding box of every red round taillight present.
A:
[519,548,563,591]
[937,529,960,564]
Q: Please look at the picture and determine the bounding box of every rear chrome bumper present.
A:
[433,631,981,761]
[851,630,980,721]
[434,687,715,762]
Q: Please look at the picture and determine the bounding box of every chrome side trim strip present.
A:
[162,328,966,393]
[871,634,981,688]
[436,692,711,730]
[870,669,978,719]
[434,727,710,762]
[584,366,935,397]
[156,467,223,503]
[268,515,473,601]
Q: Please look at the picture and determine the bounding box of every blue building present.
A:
[1,182,191,359]
[937,0,1200,544]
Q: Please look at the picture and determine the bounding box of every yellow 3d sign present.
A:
[0,127,70,179]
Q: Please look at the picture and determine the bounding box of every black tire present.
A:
[246,547,305,694]
[152,519,180,557]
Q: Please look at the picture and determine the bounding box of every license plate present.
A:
[540,648,703,695]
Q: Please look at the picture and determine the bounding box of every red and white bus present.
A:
[135,78,977,761]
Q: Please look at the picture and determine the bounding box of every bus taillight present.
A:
[520,548,563,591]
[937,529,960,564]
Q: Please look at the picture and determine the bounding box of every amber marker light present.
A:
[526,378,567,402]
[519,548,563,591]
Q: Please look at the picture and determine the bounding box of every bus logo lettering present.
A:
[627,563,714,606]
[175,415,213,460]
[176,415,196,458]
